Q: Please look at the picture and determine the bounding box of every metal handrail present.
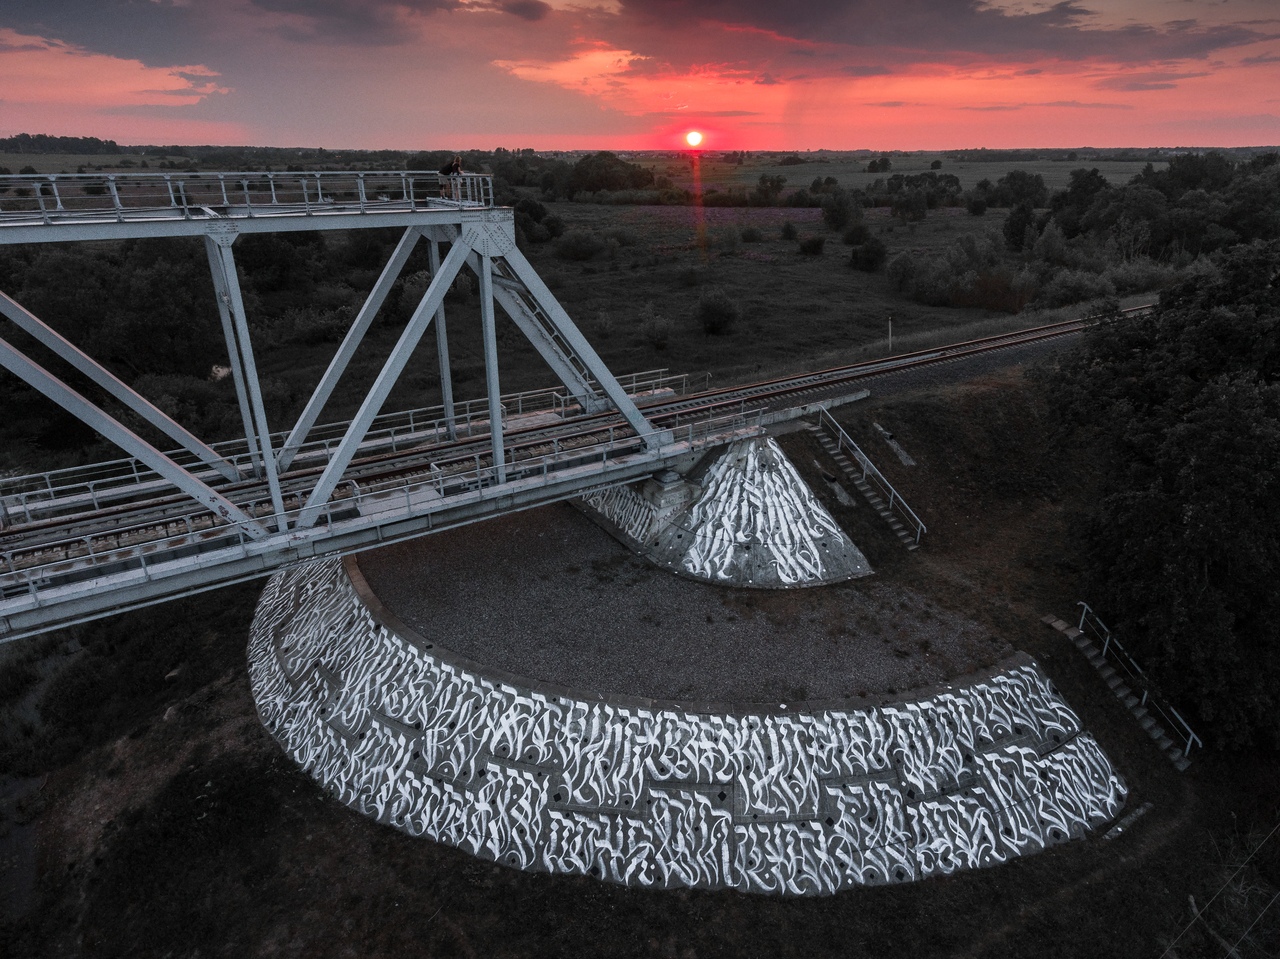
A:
[1076,602,1203,758]
[0,170,494,225]
[0,370,693,514]
[0,410,763,590]
[816,407,926,544]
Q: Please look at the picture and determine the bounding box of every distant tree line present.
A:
[0,134,127,155]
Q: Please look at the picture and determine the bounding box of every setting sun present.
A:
[685,130,703,147]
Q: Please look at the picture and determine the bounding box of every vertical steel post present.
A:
[204,235,263,475]
[207,234,288,531]
[479,254,505,484]
[429,240,457,440]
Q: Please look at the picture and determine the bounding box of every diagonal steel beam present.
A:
[205,236,263,475]
[0,334,268,539]
[475,253,609,414]
[0,290,241,482]
[495,244,662,447]
[276,225,424,473]
[295,233,472,529]
[207,236,288,530]
[427,222,607,415]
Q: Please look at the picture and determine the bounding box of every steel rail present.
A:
[1,305,1148,584]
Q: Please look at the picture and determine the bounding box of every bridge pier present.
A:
[580,436,872,588]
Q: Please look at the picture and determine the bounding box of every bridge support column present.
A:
[478,252,505,484]
[428,239,457,441]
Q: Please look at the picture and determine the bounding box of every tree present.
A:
[1049,240,1280,747]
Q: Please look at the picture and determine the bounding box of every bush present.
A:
[696,288,741,335]
[781,222,798,241]
[602,227,638,247]
[542,214,565,238]
[966,196,988,216]
[850,237,888,272]
[1102,256,1174,294]
[555,231,605,261]
[842,223,872,245]
[740,226,763,243]
[798,236,826,256]
[1035,268,1115,307]
[639,302,673,350]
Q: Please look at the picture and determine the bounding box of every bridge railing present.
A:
[0,409,763,597]
[0,170,494,225]
[0,370,693,526]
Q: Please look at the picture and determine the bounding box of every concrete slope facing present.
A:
[582,437,871,588]
[247,557,1128,896]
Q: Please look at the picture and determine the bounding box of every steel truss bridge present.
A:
[0,168,1102,643]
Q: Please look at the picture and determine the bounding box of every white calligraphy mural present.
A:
[248,559,1127,895]
[582,437,871,588]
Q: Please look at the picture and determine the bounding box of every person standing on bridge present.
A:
[438,155,463,198]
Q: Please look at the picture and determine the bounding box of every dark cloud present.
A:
[497,0,552,21]
[615,0,1273,64]
[247,0,458,44]
[1095,70,1211,91]
[868,101,908,107]
[754,72,780,84]
[841,65,891,76]
[1242,52,1280,65]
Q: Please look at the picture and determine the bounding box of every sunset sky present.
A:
[1,0,1278,151]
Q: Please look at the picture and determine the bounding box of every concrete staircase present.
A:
[1042,614,1192,772]
[808,423,919,551]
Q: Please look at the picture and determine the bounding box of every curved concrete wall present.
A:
[247,558,1127,895]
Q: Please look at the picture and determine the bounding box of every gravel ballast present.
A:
[356,503,1012,706]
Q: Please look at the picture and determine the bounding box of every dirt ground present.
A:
[3,356,1277,958]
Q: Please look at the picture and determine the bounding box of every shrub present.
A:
[798,236,826,256]
[850,237,888,272]
[740,226,763,243]
[592,311,614,339]
[602,227,638,247]
[542,214,566,238]
[555,231,605,261]
[639,302,673,349]
[780,222,798,241]
[842,223,872,245]
[821,193,856,231]
[696,288,741,335]
[966,196,988,216]
[1102,256,1174,294]
[1035,268,1116,307]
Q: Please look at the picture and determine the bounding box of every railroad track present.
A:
[0,308,1147,581]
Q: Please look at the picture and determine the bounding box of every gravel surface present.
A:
[356,504,1011,706]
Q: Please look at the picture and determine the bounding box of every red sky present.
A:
[0,0,1278,150]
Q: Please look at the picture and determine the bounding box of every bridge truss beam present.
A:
[0,172,675,640]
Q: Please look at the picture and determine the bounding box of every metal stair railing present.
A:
[816,407,926,544]
[1077,602,1203,759]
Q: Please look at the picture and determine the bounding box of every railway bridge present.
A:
[0,169,1091,642]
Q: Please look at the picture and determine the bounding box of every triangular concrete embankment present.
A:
[581,436,871,587]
